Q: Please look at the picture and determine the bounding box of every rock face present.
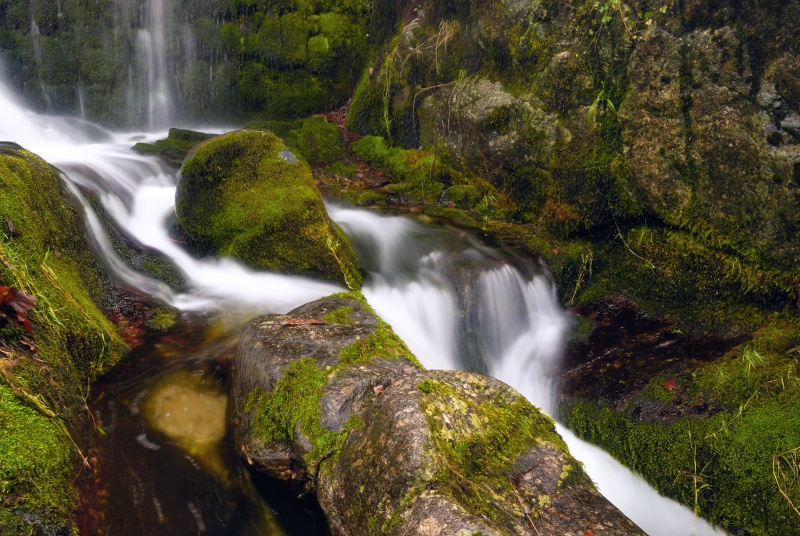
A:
[232,294,643,535]
[347,0,800,304]
[175,130,362,288]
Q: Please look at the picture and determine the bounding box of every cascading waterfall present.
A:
[0,79,725,535]
[329,205,725,536]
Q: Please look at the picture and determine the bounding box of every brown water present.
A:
[83,315,330,536]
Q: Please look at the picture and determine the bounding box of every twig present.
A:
[509,476,540,535]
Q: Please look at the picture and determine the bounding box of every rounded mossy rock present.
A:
[286,117,345,166]
[232,293,643,535]
[175,130,362,288]
[0,144,127,535]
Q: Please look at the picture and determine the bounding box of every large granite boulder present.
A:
[175,130,362,288]
[232,294,643,535]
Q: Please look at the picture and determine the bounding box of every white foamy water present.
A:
[0,82,342,314]
[329,204,727,536]
[0,77,726,535]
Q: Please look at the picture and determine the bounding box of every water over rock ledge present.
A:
[231,293,643,535]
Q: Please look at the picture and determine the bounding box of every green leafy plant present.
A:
[587,83,617,123]
[742,347,766,376]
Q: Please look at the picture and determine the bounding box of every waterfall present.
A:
[136,0,174,130]
[0,78,726,535]
[28,0,52,111]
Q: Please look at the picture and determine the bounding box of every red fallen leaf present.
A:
[1,287,36,337]
[282,318,326,327]
[584,532,595,536]
[663,378,678,391]
[373,384,385,397]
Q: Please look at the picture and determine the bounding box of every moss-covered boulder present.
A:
[0,144,127,534]
[286,117,346,166]
[232,294,643,535]
[232,294,419,486]
[175,130,362,288]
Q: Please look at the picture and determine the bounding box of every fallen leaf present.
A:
[663,378,677,391]
[283,318,326,327]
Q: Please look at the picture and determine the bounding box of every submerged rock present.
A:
[142,369,229,481]
[175,130,362,288]
[232,294,642,535]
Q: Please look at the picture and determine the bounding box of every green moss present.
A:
[573,225,781,336]
[338,318,421,368]
[562,314,800,534]
[286,117,345,165]
[418,376,589,530]
[351,136,447,203]
[446,185,481,209]
[0,146,127,532]
[423,207,480,230]
[144,307,178,331]
[176,130,362,288]
[323,306,355,325]
[356,190,385,206]
[132,129,215,166]
[0,383,74,533]
[244,358,338,467]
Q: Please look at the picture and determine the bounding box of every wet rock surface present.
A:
[233,295,643,535]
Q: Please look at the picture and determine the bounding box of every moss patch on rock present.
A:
[0,145,127,534]
[132,128,215,166]
[233,292,421,482]
[176,130,361,288]
[286,117,346,166]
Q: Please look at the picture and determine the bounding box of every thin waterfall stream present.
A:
[0,82,725,535]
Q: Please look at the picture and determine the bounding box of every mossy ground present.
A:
[0,146,127,534]
[176,130,362,288]
[561,313,800,535]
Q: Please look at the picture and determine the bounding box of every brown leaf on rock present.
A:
[282,318,326,327]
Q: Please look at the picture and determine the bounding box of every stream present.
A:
[0,81,725,535]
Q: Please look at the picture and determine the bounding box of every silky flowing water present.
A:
[0,82,725,535]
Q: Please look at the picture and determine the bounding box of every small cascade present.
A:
[0,82,341,314]
[76,83,86,118]
[329,204,725,536]
[28,0,53,111]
